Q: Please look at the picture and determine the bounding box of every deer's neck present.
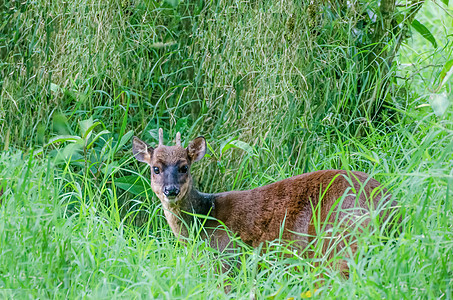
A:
[160,188,215,238]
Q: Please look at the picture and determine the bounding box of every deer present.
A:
[132,129,397,275]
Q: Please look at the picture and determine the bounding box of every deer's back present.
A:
[211,170,392,249]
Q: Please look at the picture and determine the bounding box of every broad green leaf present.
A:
[115,175,152,197]
[220,143,236,155]
[85,122,101,141]
[228,140,256,156]
[220,137,236,155]
[438,59,453,87]
[113,130,134,155]
[53,143,83,163]
[86,130,110,149]
[429,92,450,117]
[80,118,101,143]
[47,135,82,146]
[79,117,93,137]
[411,19,437,48]
[205,141,216,160]
[441,0,449,6]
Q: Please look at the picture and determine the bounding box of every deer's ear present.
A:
[132,136,154,164]
[187,136,206,162]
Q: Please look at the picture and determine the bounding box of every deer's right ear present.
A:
[132,136,154,164]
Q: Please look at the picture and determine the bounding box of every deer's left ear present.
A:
[187,136,206,162]
[132,136,154,164]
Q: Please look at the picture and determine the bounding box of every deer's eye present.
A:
[153,167,160,174]
[179,165,188,174]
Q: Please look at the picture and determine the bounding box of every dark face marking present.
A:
[152,160,191,201]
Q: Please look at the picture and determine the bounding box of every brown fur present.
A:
[207,170,393,254]
[132,134,396,273]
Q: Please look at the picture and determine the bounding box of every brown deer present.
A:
[132,129,396,273]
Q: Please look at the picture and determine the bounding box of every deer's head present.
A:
[132,129,206,206]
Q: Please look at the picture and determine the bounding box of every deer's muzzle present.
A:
[163,186,180,198]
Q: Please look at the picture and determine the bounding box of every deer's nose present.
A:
[163,186,180,197]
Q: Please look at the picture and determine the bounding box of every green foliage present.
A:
[115,175,152,197]
[1,111,452,297]
[1,0,427,152]
[411,19,438,49]
[439,59,453,84]
[398,2,453,121]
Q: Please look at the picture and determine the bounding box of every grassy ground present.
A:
[1,0,452,298]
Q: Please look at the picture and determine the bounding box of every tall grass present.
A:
[0,0,452,298]
[1,110,451,298]
[2,0,406,150]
